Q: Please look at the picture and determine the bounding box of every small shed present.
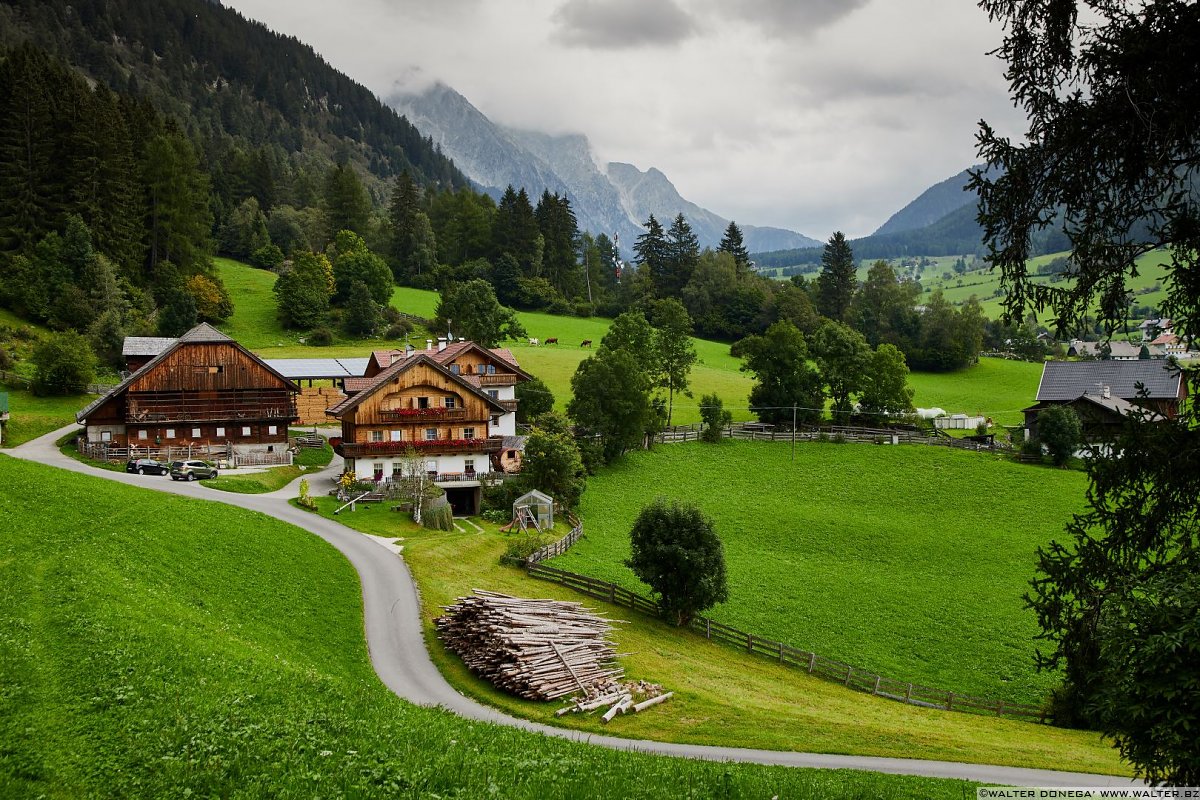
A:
[513,489,554,531]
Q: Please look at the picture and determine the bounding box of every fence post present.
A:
[807,652,816,673]
[845,666,853,686]
[996,701,1004,717]
[946,692,955,711]
[609,584,616,603]
[706,618,711,639]
[873,676,881,695]
[905,683,912,703]
[779,642,784,662]
[747,633,753,652]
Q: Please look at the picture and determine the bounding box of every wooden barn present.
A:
[76,323,299,459]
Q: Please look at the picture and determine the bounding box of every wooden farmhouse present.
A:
[328,338,531,514]
[76,323,299,460]
[1023,360,1185,441]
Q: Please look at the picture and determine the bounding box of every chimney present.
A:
[426,339,433,351]
[437,337,447,352]
[1102,385,1111,399]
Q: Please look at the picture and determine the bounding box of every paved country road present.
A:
[7,426,1142,789]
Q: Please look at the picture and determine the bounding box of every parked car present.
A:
[169,460,219,481]
[126,458,169,476]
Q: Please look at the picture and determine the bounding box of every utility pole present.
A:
[791,404,797,461]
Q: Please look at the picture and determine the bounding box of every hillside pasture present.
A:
[0,385,93,447]
[551,441,1088,707]
[0,455,985,799]
[316,494,1125,774]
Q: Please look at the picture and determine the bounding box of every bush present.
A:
[480,509,510,525]
[502,531,555,564]
[0,345,12,371]
[699,393,731,444]
[31,330,97,396]
[382,306,403,324]
[307,327,334,347]
[385,319,414,339]
[572,301,594,318]
[481,479,524,513]
[1038,405,1082,466]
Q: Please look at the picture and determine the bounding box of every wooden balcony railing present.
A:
[334,437,504,458]
[378,407,468,422]
[497,399,519,412]
[126,391,296,423]
[478,373,518,386]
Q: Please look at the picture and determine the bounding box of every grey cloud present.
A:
[552,0,697,49]
[704,0,872,37]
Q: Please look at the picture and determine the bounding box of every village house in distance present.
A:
[327,338,531,515]
[75,323,300,462]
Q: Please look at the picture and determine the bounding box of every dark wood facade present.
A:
[78,324,299,451]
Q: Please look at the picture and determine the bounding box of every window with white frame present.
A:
[490,415,501,427]
[216,426,225,437]
[241,426,251,437]
[462,427,476,440]
[268,425,277,435]
[464,458,475,473]
[444,396,456,408]
[192,428,201,438]
[390,430,402,441]
[450,364,460,375]
[165,429,175,439]
[487,364,496,374]
[486,389,498,399]
[371,430,384,442]
[425,428,438,441]
[137,430,148,440]
[101,430,112,442]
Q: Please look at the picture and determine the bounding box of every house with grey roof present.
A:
[1023,360,1185,441]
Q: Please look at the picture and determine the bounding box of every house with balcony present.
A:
[76,323,300,460]
[326,340,531,514]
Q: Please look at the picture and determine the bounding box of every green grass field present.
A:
[1,455,992,798]
[217,259,1041,426]
[550,441,1087,707]
[312,495,1124,775]
[0,385,93,448]
[915,249,1171,322]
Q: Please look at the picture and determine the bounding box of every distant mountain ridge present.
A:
[390,83,821,253]
[872,167,980,236]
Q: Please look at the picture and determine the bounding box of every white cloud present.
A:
[225,0,1026,239]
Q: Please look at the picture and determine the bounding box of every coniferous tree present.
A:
[718,221,751,269]
[664,213,700,298]
[633,214,669,295]
[387,171,437,282]
[492,186,540,276]
[815,231,856,322]
[0,44,59,253]
[343,279,381,337]
[141,128,213,276]
[535,191,580,298]
[322,163,371,241]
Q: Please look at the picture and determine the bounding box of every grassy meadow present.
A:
[215,258,1043,426]
[0,385,93,448]
[369,513,1125,775]
[550,441,1088,706]
[0,455,993,799]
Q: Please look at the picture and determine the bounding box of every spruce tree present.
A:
[815,231,856,322]
[718,221,751,269]
[664,213,700,297]
[633,214,668,296]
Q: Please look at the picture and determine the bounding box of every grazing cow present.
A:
[580,339,592,348]
[544,337,559,345]
[528,338,539,346]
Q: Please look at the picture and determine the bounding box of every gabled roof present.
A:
[1035,360,1183,403]
[325,352,509,418]
[122,336,177,357]
[77,323,300,423]
[370,341,528,378]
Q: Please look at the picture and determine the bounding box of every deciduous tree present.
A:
[435,279,525,348]
[626,498,728,626]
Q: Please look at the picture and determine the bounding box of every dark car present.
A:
[126,458,169,476]
[169,459,219,481]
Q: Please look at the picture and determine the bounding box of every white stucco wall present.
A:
[351,451,491,480]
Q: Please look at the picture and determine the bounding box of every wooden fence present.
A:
[524,514,585,564]
[652,422,1014,453]
[79,439,232,463]
[525,561,1047,723]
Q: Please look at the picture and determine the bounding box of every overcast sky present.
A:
[224,0,1026,240]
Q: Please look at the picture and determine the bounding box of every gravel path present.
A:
[7,426,1141,788]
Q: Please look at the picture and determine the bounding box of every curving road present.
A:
[8,426,1141,789]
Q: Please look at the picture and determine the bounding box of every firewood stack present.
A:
[436,589,625,700]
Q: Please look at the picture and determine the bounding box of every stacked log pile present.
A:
[436,590,624,700]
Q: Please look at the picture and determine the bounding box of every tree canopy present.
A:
[974,0,1200,784]
[625,499,729,627]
